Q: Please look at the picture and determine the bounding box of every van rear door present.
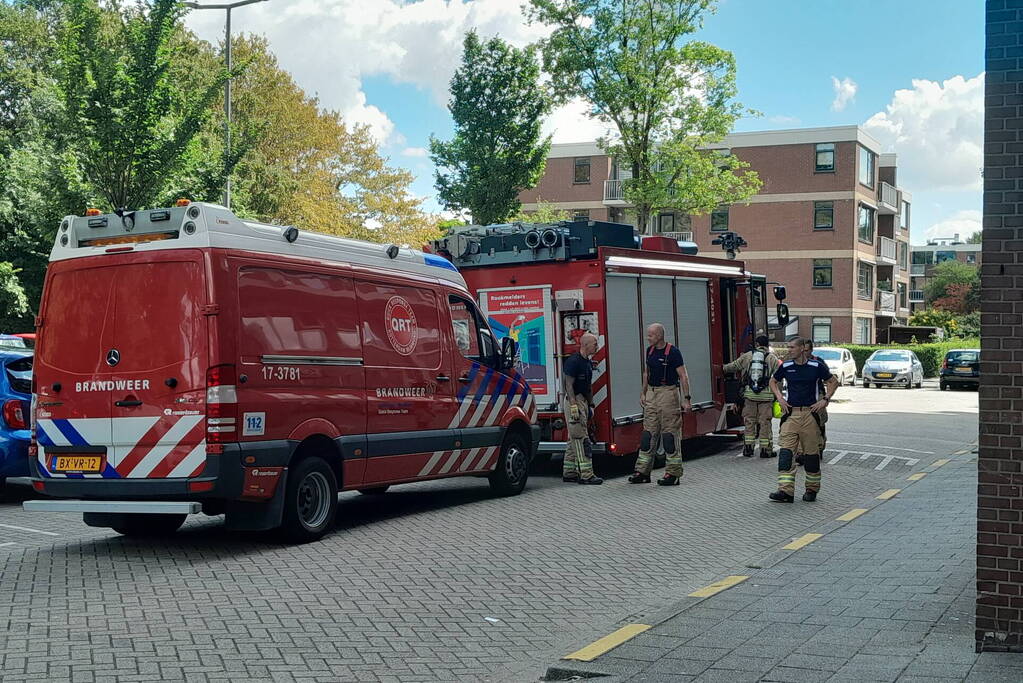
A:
[106,255,209,479]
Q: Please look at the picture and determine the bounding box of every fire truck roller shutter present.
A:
[639,276,676,345]
[674,278,713,406]
[605,274,643,422]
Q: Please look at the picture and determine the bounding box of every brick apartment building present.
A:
[517,126,912,343]
[910,236,983,314]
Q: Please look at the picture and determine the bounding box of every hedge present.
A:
[834,338,980,378]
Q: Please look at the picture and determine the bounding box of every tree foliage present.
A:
[909,309,980,340]
[510,200,571,223]
[430,31,551,225]
[966,231,982,244]
[526,0,761,234]
[923,260,980,312]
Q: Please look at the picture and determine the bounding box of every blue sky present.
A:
[186,0,984,244]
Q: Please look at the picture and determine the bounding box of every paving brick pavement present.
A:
[0,434,935,683]
[544,456,1023,683]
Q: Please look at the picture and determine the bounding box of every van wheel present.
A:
[112,514,186,537]
[280,456,337,543]
[358,486,389,495]
[489,433,530,496]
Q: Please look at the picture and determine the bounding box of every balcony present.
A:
[910,263,925,276]
[876,290,897,317]
[661,231,694,242]
[909,290,925,303]
[878,181,899,215]
[877,236,897,264]
[603,179,629,206]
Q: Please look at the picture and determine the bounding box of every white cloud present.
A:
[863,74,983,192]
[401,147,429,158]
[185,0,547,146]
[920,209,981,244]
[769,115,801,126]
[830,76,857,112]
[542,99,614,144]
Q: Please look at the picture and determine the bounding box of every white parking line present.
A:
[828,442,934,454]
[0,542,16,548]
[0,523,59,537]
[827,450,920,470]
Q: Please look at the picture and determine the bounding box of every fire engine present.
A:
[430,220,778,460]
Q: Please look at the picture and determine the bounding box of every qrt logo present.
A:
[385,296,418,356]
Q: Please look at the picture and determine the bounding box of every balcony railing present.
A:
[878,181,899,214]
[877,290,897,314]
[604,179,624,202]
[877,236,897,262]
[909,290,925,303]
[661,231,694,242]
[910,263,925,276]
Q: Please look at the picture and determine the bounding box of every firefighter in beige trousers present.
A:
[562,333,603,485]
[723,334,780,458]
[629,323,692,486]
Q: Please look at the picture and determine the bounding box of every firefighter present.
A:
[768,337,839,503]
[562,332,603,485]
[629,323,692,486]
[723,334,780,458]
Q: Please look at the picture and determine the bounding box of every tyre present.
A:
[862,382,870,389]
[357,486,389,495]
[905,379,913,390]
[940,382,948,391]
[112,513,186,537]
[279,456,338,544]
[489,432,531,496]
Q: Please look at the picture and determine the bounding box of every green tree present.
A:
[966,231,982,244]
[56,0,234,210]
[430,31,552,225]
[527,0,761,234]
[509,200,570,223]
[923,260,980,311]
[0,263,29,320]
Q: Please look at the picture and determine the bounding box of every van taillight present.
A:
[2,400,27,430]
[206,364,238,445]
[942,358,949,369]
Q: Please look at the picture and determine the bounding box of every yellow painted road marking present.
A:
[877,489,901,500]
[837,508,868,522]
[931,459,951,468]
[907,473,927,481]
[783,533,823,550]
[563,624,651,661]
[688,575,749,598]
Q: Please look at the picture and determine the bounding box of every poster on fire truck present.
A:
[480,286,555,399]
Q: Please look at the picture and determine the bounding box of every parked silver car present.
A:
[862,349,924,389]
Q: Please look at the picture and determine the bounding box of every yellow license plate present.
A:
[956,366,972,372]
[53,456,103,473]
[876,373,893,379]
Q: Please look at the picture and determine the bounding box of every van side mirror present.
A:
[776,303,790,328]
[773,285,787,301]
[500,336,519,371]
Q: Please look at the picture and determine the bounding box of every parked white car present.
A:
[862,349,924,389]
[813,347,857,386]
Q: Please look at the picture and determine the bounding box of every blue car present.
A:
[0,339,32,495]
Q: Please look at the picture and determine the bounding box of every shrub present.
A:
[835,338,980,378]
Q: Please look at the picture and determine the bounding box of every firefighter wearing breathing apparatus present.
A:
[723,335,780,458]
[768,337,840,503]
[629,323,691,486]
[562,333,603,485]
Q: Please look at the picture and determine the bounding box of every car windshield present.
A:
[948,351,979,363]
[0,335,27,349]
[814,349,841,360]
[871,351,910,362]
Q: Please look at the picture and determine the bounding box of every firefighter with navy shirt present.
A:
[629,323,691,486]
[561,332,603,485]
[768,337,839,502]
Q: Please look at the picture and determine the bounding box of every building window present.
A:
[658,213,674,233]
[677,213,692,232]
[900,201,910,230]
[812,317,832,344]
[898,241,909,269]
[966,253,977,264]
[857,261,874,300]
[813,201,834,230]
[815,143,835,172]
[574,157,591,184]
[711,205,729,232]
[858,204,875,244]
[858,146,875,188]
[936,250,956,264]
[573,209,590,220]
[855,317,872,344]
[912,250,933,265]
[812,259,833,288]
[897,282,907,309]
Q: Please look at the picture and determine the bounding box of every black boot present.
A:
[562,475,579,483]
[769,490,794,503]
[802,490,817,502]
[657,473,681,486]
[578,476,604,485]
[742,444,754,457]
[628,472,651,484]
[760,448,776,459]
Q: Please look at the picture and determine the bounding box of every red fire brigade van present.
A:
[430,221,773,460]
[25,203,538,542]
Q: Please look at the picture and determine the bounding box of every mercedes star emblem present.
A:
[106,349,121,367]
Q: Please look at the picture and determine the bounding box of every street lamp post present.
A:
[184,0,269,209]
